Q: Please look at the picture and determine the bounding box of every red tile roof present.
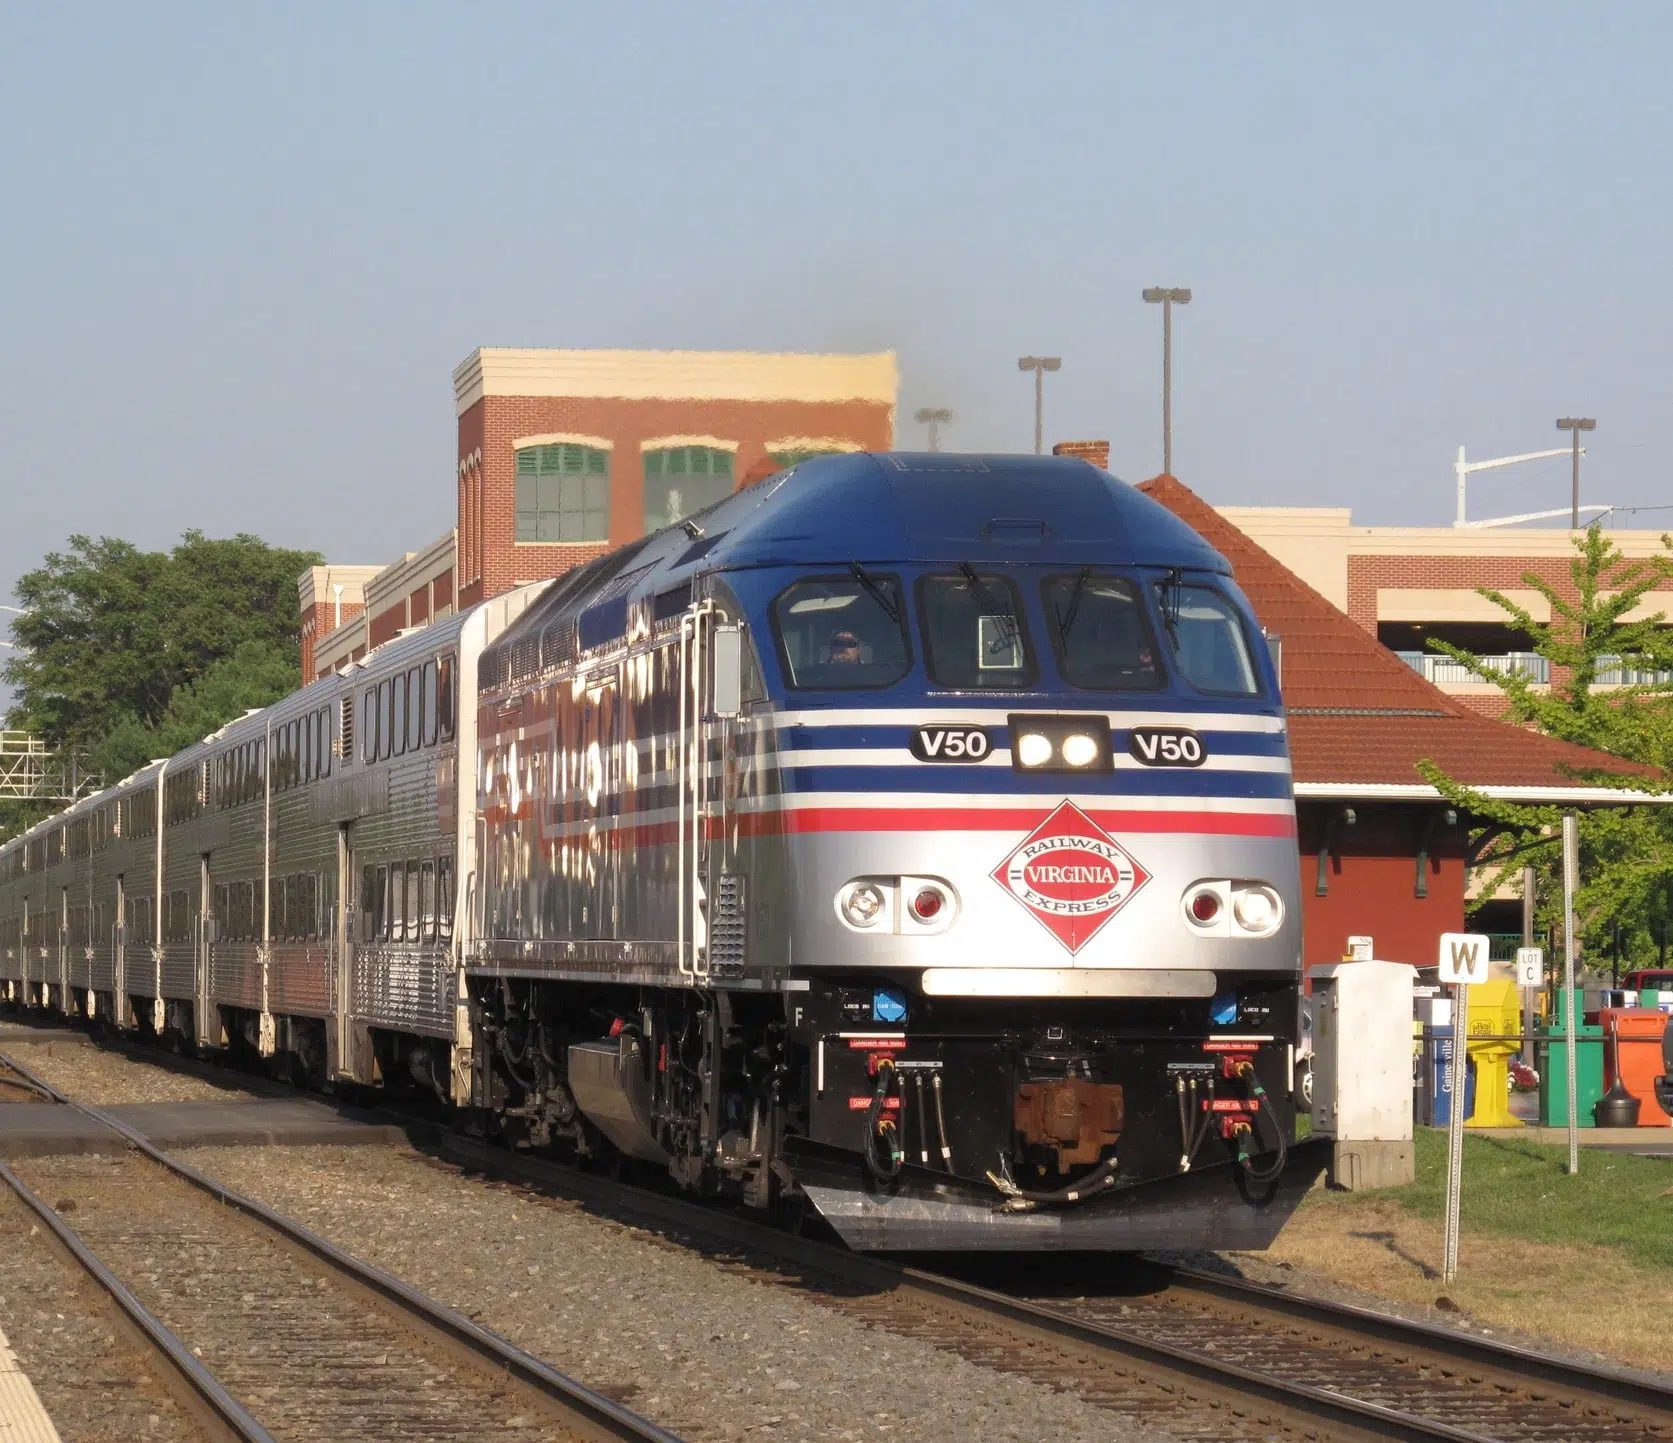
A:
[1138,474,1659,794]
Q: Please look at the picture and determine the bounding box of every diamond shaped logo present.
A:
[991,800,1152,954]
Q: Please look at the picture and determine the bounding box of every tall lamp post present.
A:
[1556,417,1597,529]
[1142,287,1191,474]
[914,407,953,452]
[1017,356,1061,455]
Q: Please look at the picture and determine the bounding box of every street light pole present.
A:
[914,407,953,452]
[1017,356,1061,455]
[1142,287,1191,474]
[1556,417,1597,529]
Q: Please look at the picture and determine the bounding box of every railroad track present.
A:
[433,1135,1673,1443]
[0,1049,683,1443]
[7,1026,1673,1442]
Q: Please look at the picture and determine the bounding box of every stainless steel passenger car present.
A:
[0,587,545,1096]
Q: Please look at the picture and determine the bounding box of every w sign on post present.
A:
[1437,931,1488,1284]
[1437,933,1490,985]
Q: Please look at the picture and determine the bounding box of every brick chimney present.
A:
[1052,440,1110,469]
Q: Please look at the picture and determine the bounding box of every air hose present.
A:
[863,1058,904,1180]
[985,1155,1121,1213]
[1232,1061,1288,1184]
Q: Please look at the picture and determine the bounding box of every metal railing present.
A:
[1395,651,1549,686]
[1593,654,1673,686]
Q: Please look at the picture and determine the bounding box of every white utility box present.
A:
[1310,960,1416,1189]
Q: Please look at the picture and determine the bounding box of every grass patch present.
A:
[1305,1128,1673,1272]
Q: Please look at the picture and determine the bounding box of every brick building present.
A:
[1219,508,1673,718]
[302,347,897,681]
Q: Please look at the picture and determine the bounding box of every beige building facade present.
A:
[1216,506,1673,716]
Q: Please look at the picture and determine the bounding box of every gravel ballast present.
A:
[1,1040,262,1106]
[191,1142,1174,1443]
[0,1186,210,1442]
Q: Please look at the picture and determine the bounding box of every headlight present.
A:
[1060,733,1099,767]
[1016,732,1053,768]
[1232,885,1281,934]
[841,883,886,928]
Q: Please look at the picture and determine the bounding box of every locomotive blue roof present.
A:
[700,453,1226,571]
[486,453,1231,680]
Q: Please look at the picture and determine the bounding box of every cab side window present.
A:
[771,576,910,690]
[1155,581,1261,696]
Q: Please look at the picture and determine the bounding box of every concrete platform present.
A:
[0,1025,88,1046]
[0,1324,62,1443]
[0,1097,413,1158]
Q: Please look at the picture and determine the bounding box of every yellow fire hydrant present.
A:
[1464,977,1522,1128]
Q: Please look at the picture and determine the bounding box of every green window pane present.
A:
[512,446,611,543]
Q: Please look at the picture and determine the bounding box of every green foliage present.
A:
[89,640,301,782]
[1416,528,1673,967]
[3,530,319,791]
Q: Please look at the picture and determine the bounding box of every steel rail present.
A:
[1164,1263,1673,1426]
[0,1048,684,1443]
[9,1023,1670,1441]
[0,1153,277,1443]
[436,1135,1673,1443]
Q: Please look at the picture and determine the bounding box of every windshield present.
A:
[1156,581,1260,695]
[772,575,910,689]
[919,572,1035,689]
[1043,573,1163,690]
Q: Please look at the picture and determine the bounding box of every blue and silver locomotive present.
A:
[470,453,1312,1248]
[0,452,1315,1249]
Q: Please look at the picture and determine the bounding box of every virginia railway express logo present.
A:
[991,800,1152,953]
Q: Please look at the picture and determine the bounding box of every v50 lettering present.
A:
[1127,726,1206,767]
[911,725,991,762]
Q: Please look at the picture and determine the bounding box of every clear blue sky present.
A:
[3,3,1670,659]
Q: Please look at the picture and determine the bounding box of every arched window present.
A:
[643,445,735,530]
[515,443,610,543]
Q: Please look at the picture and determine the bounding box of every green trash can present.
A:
[1538,990,1604,1128]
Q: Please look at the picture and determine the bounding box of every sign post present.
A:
[1515,945,1543,1082]
[1562,812,1580,1175]
[1437,931,1489,1284]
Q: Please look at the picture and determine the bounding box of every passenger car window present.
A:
[1043,573,1163,690]
[772,576,910,689]
[1155,582,1260,696]
[919,573,1035,689]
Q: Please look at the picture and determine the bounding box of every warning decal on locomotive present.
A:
[991,800,1152,953]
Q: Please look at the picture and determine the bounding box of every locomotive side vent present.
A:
[540,621,576,670]
[711,870,747,978]
[511,636,540,683]
[338,695,354,759]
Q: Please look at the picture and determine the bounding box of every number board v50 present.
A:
[1127,726,1207,767]
[911,725,991,762]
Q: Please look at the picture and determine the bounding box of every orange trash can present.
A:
[1598,1007,1671,1126]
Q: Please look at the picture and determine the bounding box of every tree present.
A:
[4,530,320,789]
[1417,527,1673,969]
